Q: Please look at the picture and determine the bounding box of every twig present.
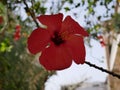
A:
[85,61,120,79]
[23,0,39,28]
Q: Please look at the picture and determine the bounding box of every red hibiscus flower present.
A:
[27,13,89,70]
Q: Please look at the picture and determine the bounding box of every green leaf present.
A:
[68,0,73,4]
[88,7,94,14]
[75,3,80,8]
[0,42,6,52]
[97,16,101,20]
[6,45,13,52]
[64,7,70,12]
[40,7,47,14]
[82,0,85,5]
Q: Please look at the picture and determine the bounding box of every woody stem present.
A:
[85,61,120,79]
[23,0,39,28]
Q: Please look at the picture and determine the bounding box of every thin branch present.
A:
[31,0,35,8]
[23,0,39,28]
[85,61,120,79]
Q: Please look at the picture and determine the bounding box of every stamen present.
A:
[51,31,65,46]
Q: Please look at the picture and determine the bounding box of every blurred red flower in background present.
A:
[97,35,106,47]
[14,31,21,41]
[14,25,21,41]
[15,25,21,32]
[27,13,89,70]
[0,16,3,24]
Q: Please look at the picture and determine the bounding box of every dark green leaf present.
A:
[64,7,70,12]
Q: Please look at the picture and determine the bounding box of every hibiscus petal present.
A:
[37,13,63,35]
[61,16,89,36]
[27,28,50,54]
[39,43,72,70]
[66,35,86,64]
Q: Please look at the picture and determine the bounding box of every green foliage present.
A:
[0,2,54,90]
[0,38,13,52]
[64,7,70,12]
[31,1,47,14]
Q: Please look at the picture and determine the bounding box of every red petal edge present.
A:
[27,28,50,54]
[61,16,89,37]
[66,35,86,64]
[37,13,63,35]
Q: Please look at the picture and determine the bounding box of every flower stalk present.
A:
[85,61,120,79]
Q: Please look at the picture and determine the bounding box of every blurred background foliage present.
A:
[0,0,120,90]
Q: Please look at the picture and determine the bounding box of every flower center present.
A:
[51,31,65,46]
